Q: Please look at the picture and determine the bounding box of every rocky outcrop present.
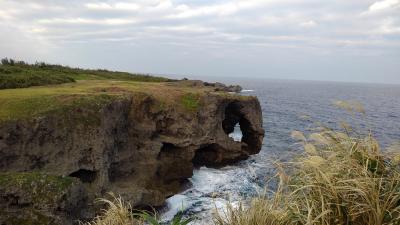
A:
[0,88,264,224]
[203,82,243,93]
[178,79,243,93]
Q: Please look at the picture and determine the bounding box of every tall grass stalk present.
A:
[81,193,192,225]
[80,193,142,225]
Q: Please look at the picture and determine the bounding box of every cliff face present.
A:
[0,85,264,224]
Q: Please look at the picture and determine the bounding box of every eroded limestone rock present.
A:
[0,90,264,224]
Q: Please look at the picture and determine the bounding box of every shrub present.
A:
[1,58,10,65]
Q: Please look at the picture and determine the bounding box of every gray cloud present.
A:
[0,0,399,83]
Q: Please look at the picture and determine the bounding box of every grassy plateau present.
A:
[0,59,221,123]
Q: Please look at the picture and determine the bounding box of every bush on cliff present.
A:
[214,104,400,225]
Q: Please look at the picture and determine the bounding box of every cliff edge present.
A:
[0,65,264,224]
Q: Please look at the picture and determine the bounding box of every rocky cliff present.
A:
[0,80,264,224]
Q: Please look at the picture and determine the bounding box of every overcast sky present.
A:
[0,0,399,83]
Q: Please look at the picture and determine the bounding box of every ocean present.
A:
[161,78,400,224]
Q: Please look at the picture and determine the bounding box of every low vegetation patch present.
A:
[214,104,400,225]
[0,58,170,89]
[181,93,200,111]
[0,172,76,205]
[0,80,213,122]
[0,86,120,123]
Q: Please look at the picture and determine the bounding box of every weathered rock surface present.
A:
[0,85,264,224]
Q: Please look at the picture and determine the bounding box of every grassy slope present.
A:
[0,61,254,122]
[0,80,218,122]
[0,61,231,122]
[0,63,170,89]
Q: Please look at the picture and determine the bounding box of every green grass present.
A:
[214,103,400,225]
[0,65,75,89]
[0,172,76,205]
[0,80,222,122]
[0,59,251,122]
[0,81,126,122]
[0,61,170,89]
[181,93,200,111]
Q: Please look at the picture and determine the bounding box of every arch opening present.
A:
[222,102,246,143]
[222,101,260,152]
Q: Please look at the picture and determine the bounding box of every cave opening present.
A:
[69,169,97,183]
[160,142,175,152]
[158,142,180,160]
[192,144,221,167]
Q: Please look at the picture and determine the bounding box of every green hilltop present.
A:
[0,58,227,123]
[0,58,170,90]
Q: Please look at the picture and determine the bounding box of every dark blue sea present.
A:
[161,78,400,224]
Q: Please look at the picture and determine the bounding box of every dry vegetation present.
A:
[214,103,400,225]
[80,194,192,225]
[80,194,141,225]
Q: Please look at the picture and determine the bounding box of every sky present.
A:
[0,0,399,84]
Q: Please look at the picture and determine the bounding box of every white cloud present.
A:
[369,0,400,12]
[378,18,400,34]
